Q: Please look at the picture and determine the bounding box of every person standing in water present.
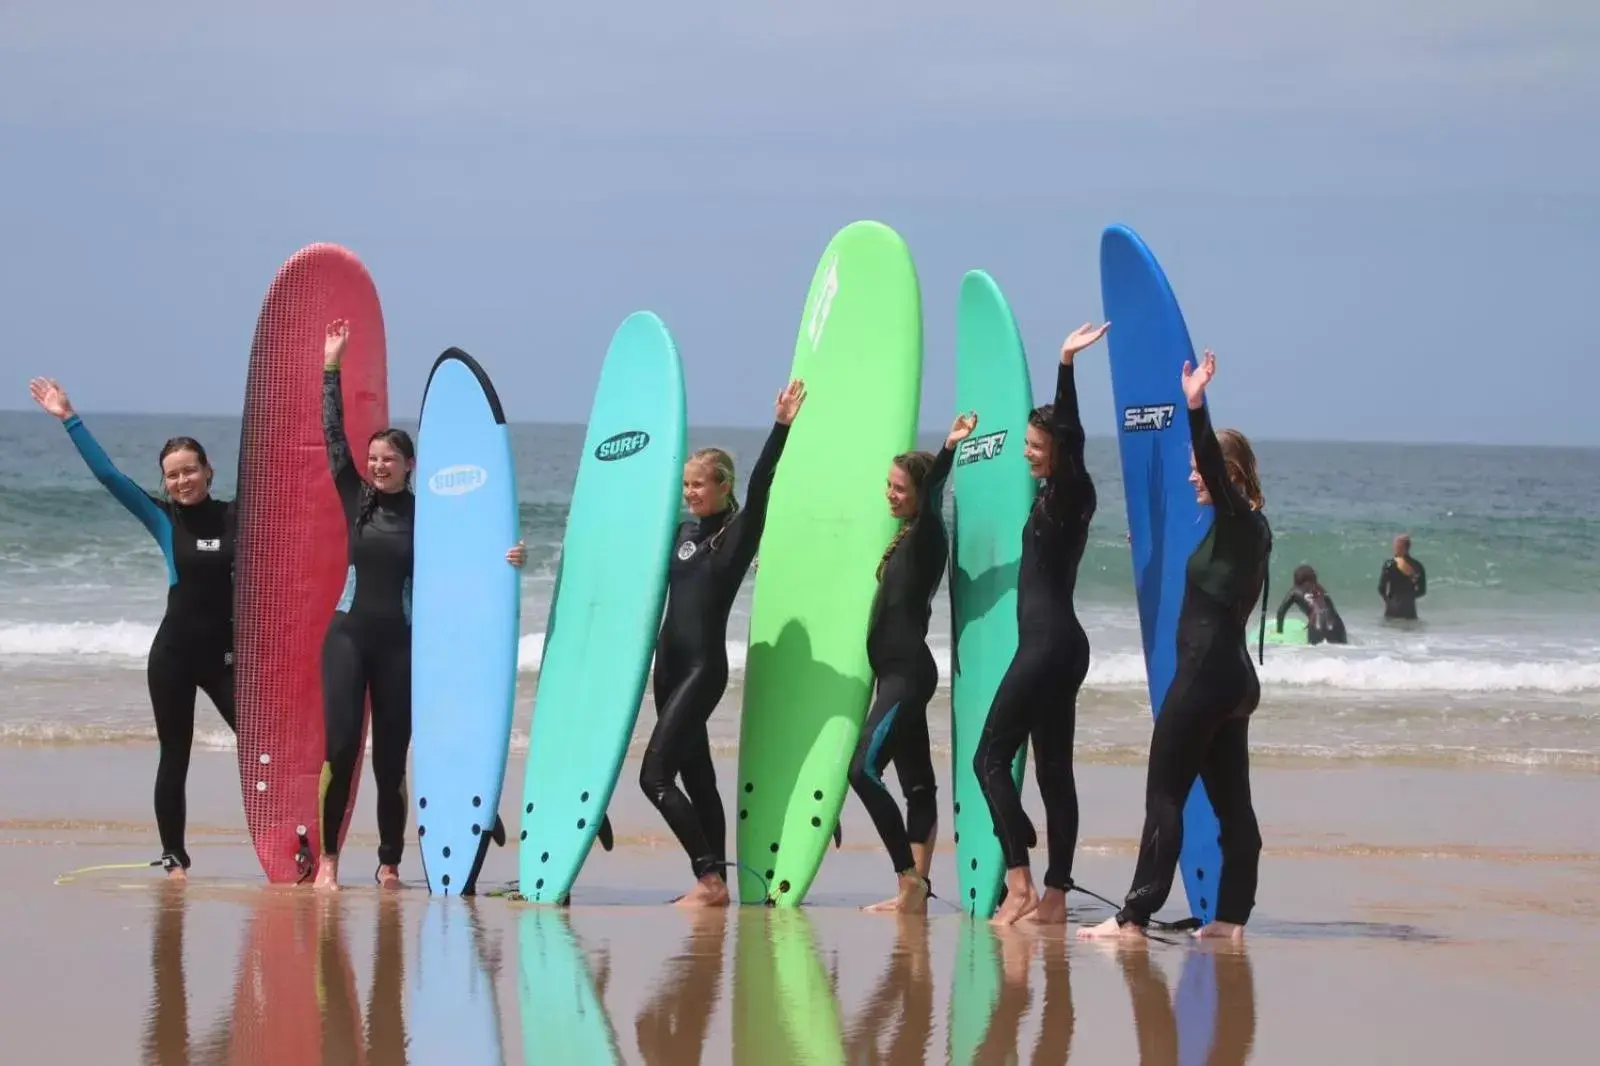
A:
[973,321,1110,926]
[1276,564,1347,645]
[1378,534,1426,620]
[29,377,237,881]
[1081,348,1272,942]
[314,320,527,890]
[640,379,807,907]
[848,412,979,914]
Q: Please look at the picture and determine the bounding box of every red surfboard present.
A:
[235,243,389,883]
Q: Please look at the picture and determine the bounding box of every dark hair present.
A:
[1028,405,1053,431]
[876,450,937,581]
[1292,564,1324,597]
[156,437,213,508]
[357,427,416,529]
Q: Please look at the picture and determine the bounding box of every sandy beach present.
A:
[4,744,1596,1064]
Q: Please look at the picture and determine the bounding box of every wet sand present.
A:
[3,746,1598,1063]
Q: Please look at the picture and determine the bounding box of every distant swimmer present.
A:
[1277,564,1348,645]
[1378,534,1426,620]
[849,412,974,915]
[974,321,1109,927]
[313,320,527,891]
[29,376,236,881]
[641,378,806,908]
[1082,348,1272,943]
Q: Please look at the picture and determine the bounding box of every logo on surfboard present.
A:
[427,464,489,495]
[595,430,650,462]
[805,254,840,350]
[1122,404,1176,433]
[956,430,1008,466]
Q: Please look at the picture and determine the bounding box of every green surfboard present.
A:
[949,270,1034,918]
[1267,615,1308,644]
[735,221,923,906]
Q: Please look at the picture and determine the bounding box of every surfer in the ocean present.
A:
[972,321,1109,926]
[1081,348,1271,942]
[848,411,976,914]
[29,376,237,881]
[1277,564,1347,644]
[641,377,806,907]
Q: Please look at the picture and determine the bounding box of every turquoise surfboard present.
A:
[1266,616,1308,645]
[949,269,1035,918]
[518,312,686,902]
[1100,224,1222,924]
[408,902,506,1065]
[412,348,521,896]
[517,910,622,1064]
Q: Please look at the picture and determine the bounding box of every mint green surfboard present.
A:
[1267,616,1308,644]
[732,910,844,1066]
[950,270,1034,918]
[518,312,687,902]
[516,910,622,1064]
[735,221,923,906]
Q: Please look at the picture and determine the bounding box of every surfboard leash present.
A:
[53,859,164,885]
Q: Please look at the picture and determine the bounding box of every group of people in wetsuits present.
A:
[34,313,1277,940]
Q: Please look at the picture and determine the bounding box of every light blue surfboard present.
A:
[518,311,686,902]
[1100,224,1223,925]
[407,902,506,1066]
[412,348,522,896]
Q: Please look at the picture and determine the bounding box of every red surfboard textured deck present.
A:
[235,243,388,883]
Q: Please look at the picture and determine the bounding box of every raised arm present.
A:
[63,414,168,541]
[909,444,955,559]
[320,320,365,517]
[720,420,791,565]
[1182,348,1252,518]
[1040,361,1094,525]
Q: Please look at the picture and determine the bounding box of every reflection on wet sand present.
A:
[844,915,934,1065]
[1119,942,1258,1066]
[410,900,505,1065]
[950,923,1075,1065]
[734,908,845,1065]
[636,908,728,1066]
[517,907,621,1064]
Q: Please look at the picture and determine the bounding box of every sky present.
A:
[1,1,1595,445]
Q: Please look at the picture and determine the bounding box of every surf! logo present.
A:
[1122,404,1176,433]
[427,464,489,496]
[956,430,1008,466]
[595,430,650,462]
[805,253,840,350]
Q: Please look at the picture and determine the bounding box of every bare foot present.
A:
[376,864,401,889]
[313,854,340,892]
[1026,886,1068,925]
[673,873,730,908]
[165,865,188,883]
[991,870,1039,926]
[864,893,902,913]
[867,872,929,914]
[1194,920,1244,941]
[1076,915,1145,940]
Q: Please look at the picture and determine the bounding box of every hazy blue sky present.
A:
[1,2,1595,444]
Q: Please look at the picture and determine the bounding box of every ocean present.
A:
[2,409,1597,773]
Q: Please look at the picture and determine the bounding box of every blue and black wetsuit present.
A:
[848,445,953,877]
[318,369,415,869]
[973,362,1096,892]
[59,414,237,870]
[1113,403,1272,930]
[641,422,790,882]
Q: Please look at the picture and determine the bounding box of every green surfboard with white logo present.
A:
[950,270,1034,918]
[735,221,923,905]
[518,311,687,902]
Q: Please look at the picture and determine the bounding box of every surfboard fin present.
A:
[491,815,507,848]
[598,815,615,852]
[832,821,843,849]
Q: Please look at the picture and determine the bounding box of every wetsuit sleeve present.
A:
[1187,403,1250,517]
[1377,561,1392,599]
[721,421,791,565]
[1041,362,1093,525]
[1275,588,1302,631]
[322,368,364,517]
[61,414,168,543]
[910,445,955,559]
[1414,560,1427,598]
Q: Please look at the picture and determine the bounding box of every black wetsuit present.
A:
[1114,403,1273,929]
[848,445,953,876]
[641,423,789,880]
[973,362,1096,891]
[318,369,415,868]
[1276,583,1347,645]
[60,414,237,870]
[1378,555,1426,620]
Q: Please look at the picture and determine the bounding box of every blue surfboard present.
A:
[518,311,687,902]
[1100,224,1223,925]
[412,349,522,896]
[408,902,507,1065]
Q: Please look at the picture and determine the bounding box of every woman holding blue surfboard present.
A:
[640,377,807,908]
[314,320,526,891]
[1080,349,1271,942]
[973,321,1110,927]
[848,411,978,914]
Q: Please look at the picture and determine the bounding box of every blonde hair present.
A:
[688,447,739,551]
[876,450,936,581]
[1216,428,1264,510]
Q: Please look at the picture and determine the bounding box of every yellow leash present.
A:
[54,860,162,885]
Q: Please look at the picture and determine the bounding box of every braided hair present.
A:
[687,448,740,552]
[357,428,416,529]
[876,450,936,581]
